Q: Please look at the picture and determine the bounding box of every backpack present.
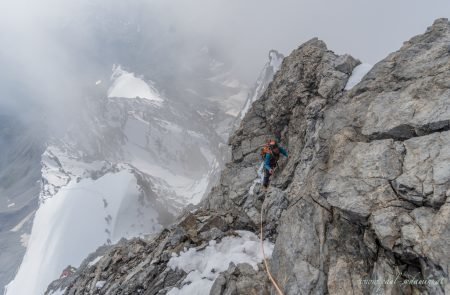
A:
[260,144,273,160]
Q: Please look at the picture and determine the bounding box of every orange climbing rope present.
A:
[260,201,285,295]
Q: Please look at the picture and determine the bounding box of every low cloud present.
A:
[0,0,448,125]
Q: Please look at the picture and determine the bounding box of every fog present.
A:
[0,0,449,124]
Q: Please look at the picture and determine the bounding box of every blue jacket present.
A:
[264,147,288,170]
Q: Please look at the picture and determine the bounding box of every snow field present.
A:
[108,65,164,105]
[5,170,161,295]
[167,230,274,295]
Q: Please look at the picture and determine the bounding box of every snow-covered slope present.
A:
[2,4,252,290]
[5,169,164,295]
[108,65,164,106]
[5,59,245,294]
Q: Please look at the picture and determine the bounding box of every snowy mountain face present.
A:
[39,52,280,295]
[1,2,264,292]
[4,56,249,294]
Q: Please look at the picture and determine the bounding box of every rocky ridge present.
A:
[47,19,450,294]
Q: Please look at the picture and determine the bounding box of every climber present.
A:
[261,139,288,190]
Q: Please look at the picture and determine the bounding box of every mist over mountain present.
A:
[0,0,449,294]
[43,18,450,295]
[1,0,449,123]
[0,1,251,290]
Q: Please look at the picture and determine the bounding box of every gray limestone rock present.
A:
[206,18,450,295]
[209,263,270,295]
[393,131,450,208]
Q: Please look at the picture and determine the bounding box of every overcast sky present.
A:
[158,0,450,78]
[0,0,449,119]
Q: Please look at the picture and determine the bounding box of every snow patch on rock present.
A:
[345,63,373,90]
[87,255,103,267]
[167,230,274,295]
[95,281,106,289]
[269,50,283,73]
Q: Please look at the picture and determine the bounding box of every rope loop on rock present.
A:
[260,201,285,295]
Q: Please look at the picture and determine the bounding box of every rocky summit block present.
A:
[206,18,450,295]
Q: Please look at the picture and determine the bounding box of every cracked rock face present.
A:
[47,19,450,295]
[206,18,450,294]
